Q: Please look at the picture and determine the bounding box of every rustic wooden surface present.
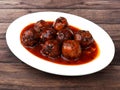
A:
[0,0,120,90]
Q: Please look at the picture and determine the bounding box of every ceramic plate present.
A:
[6,12,115,76]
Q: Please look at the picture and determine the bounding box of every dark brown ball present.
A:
[21,28,39,47]
[62,40,81,59]
[53,17,68,31]
[41,40,61,58]
[74,30,94,47]
[56,28,73,43]
[34,20,51,33]
[39,28,56,43]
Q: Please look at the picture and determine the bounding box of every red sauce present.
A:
[20,22,99,65]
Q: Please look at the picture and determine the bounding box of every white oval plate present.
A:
[6,12,115,76]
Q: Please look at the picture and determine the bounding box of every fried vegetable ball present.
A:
[74,30,94,47]
[21,28,39,47]
[34,20,51,33]
[39,28,57,43]
[56,29,73,43]
[41,40,61,58]
[62,40,81,59]
[53,17,68,31]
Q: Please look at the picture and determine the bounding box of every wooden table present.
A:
[0,0,120,90]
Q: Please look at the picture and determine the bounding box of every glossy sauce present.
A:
[20,22,99,65]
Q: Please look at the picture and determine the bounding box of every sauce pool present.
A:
[20,22,100,65]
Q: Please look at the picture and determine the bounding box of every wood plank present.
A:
[0,0,120,9]
[0,39,22,63]
[0,63,120,90]
[0,9,120,24]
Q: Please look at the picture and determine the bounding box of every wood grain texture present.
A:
[0,9,120,24]
[0,0,120,9]
[0,63,120,90]
[0,0,120,90]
